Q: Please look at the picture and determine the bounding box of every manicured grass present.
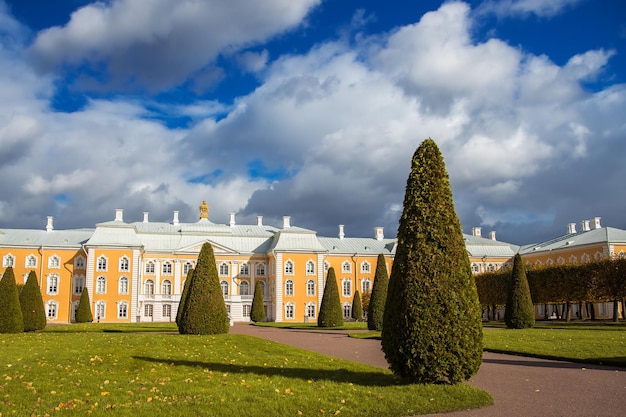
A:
[0,325,492,416]
[254,321,369,330]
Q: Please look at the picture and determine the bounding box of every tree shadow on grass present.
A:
[132,355,407,387]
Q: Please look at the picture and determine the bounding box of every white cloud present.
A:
[478,0,583,18]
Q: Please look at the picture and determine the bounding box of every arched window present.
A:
[324,261,330,272]
[219,263,229,276]
[47,301,58,319]
[119,256,130,272]
[162,280,172,295]
[360,261,371,273]
[256,263,266,276]
[306,303,316,318]
[240,280,250,296]
[183,261,193,276]
[361,279,371,294]
[285,279,294,296]
[240,263,249,276]
[145,261,155,274]
[144,279,155,295]
[118,276,129,294]
[342,279,351,297]
[48,255,60,269]
[95,302,105,320]
[306,279,315,296]
[97,256,108,271]
[342,261,351,273]
[118,302,128,319]
[47,274,59,295]
[220,281,229,296]
[285,303,295,319]
[306,260,315,275]
[26,254,37,268]
[73,275,85,295]
[471,263,480,274]
[284,260,294,275]
[259,281,266,296]
[343,303,352,319]
[162,261,172,275]
[96,276,107,294]
[74,256,85,269]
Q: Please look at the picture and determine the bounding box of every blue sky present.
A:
[0,0,625,245]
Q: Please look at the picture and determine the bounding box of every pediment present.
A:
[176,239,238,255]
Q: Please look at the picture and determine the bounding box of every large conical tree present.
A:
[381,138,483,384]
[368,254,389,331]
[176,268,194,327]
[250,280,266,323]
[0,267,24,333]
[20,271,46,331]
[351,290,363,321]
[75,287,93,323]
[504,254,535,329]
[178,243,229,334]
[317,267,343,327]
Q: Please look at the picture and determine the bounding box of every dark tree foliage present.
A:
[0,267,24,333]
[75,287,93,323]
[178,243,229,334]
[381,138,483,384]
[504,254,535,329]
[250,280,266,323]
[176,268,194,326]
[20,271,46,331]
[368,253,389,331]
[317,267,343,327]
[351,290,362,321]
[594,258,626,322]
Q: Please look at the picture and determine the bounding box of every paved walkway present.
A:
[231,324,626,416]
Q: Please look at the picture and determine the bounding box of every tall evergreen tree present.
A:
[504,254,535,329]
[176,268,194,326]
[317,267,343,327]
[250,280,266,323]
[20,271,46,331]
[368,254,389,331]
[381,138,483,384]
[351,290,363,321]
[0,267,24,333]
[75,287,93,323]
[178,243,229,334]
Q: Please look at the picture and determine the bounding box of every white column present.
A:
[131,249,141,322]
[274,253,283,322]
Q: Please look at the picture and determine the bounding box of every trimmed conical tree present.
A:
[250,280,266,323]
[317,267,343,327]
[504,254,535,329]
[368,253,389,331]
[381,138,483,384]
[178,243,229,335]
[176,268,194,326]
[75,287,93,323]
[351,290,363,321]
[20,271,46,332]
[0,267,24,333]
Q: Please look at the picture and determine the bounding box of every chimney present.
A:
[489,231,497,241]
[257,216,263,226]
[115,209,124,222]
[592,217,602,229]
[567,223,577,234]
[374,227,384,241]
[229,212,236,227]
[46,216,54,232]
[172,211,179,226]
[581,220,591,232]
[338,225,345,240]
[472,227,482,237]
[143,212,149,223]
[283,216,291,228]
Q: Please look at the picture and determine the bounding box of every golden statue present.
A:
[199,200,209,219]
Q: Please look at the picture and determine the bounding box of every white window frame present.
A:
[360,261,371,273]
[118,276,129,294]
[162,279,172,296]
[220,280,229,296]
[284,260,294,275]
[73,275,85,295]
[342,261,351,273]
[74,256,85,269]
[145,261,155,274]
[285,279,294,296]
[96,276,107,294]
[48,255,60,269]
[118,302,128,319]
[361,279,371,294]
[306,260,315,275]
[25,254,37,269]
[144,304,153,318]
[183,261,193,276]
[256,263,266,276]
[219,263,229,276]
[119,256,130,272]
[144,279,155,295]
[306,279,315,296]
[47,274,59,295]
[342,278,351,298]
[95,302,105,320]
[306,302,316,318]
[285,303,295,320]
[240,263,249,276]
[162,261,173,275]
[163,304,172,318]
[47,301,58,320]
[97,256,108,272]
[240,280,250,296]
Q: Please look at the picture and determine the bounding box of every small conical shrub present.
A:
[368,254,389,331]
[504,254,535,329]
[317,267,343,327]
[20,271,46,331]
[250,280,266,323]
[75,288,93,323]
[0,267,24,333]
[176,268,194,326]
[179,243,229,334]
[351,290,362,321]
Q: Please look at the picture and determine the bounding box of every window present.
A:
[343,303,352,318]
[163,304,172,318]
[557,257,565,264]
[361,279,371,294]
[342,279,351,297]
[118,302,128,319]
[306,279,315,296]
[97,256,108,271]
[47,274,59,295]
[73,275,85,295]
[306,260,315,275]
[361,261,371,273]
[145,261,155,274]
[162,261,172,275]
[256,263,266,276]
[471,263,480,274]
[144,279,155,295]
[118,277,129,294]
[240,280,250,296]
[48,255,60,269]
[284,260,294,275]
[219,263,229,276]
[285,303,294,319]
[487,263,496,271]
[545,259,553,266]
[74,256,85,269]
[594,252,603,261]
[221,281,229,296]
[95,302,105,320]
[162,280,172,296]
[243,305,251,318]
[240,263,249,276]
[324,261,330,272]
[569,255,578,263]
[96,276,107,294]
[306,303,316,318]
[285,279,294,296]
[47,301,58,319]
[581,254,591,263]
[26,255,37,269]
[341,261,351,273]
[119,256,130,272]
[183,261,193,276]
[144,304,153,317]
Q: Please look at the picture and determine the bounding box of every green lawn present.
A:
[0,325,491,416]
